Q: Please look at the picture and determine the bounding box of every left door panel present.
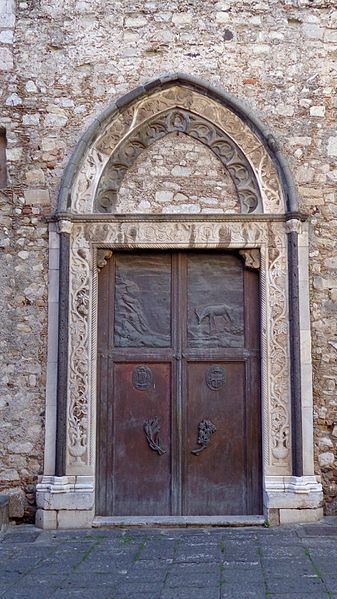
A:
[96,252,174,516]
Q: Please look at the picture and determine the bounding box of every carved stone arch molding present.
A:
[36,74,323,530]
[94,109,263,214]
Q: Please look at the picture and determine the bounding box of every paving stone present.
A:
[2,591,57,599]
[162,588,220,599]
[2,532,40,544]
[54,591,114,599]
[221,589,266,599]
[268,596,330,599]
[222,569,265,583]
[268,595,330,599]
[325,579,337,593]
[1,525,337,599]
[1,557,47,574]
[259,545,306,559]
[266,576,327,594]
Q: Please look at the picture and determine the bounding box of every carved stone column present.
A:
[264,216,323,525]
[56,219,73,476]
[286,217,303,477]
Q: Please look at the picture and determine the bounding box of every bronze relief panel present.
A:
[187,253,244,348]
[114,253,171,347]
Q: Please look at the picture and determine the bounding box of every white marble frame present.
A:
[36,74,323,528]
[36,215,323,529]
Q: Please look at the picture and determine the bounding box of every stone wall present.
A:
[117,133,240,214]
[0,0,336,519]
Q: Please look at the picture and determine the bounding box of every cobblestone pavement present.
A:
[1,519,337,599]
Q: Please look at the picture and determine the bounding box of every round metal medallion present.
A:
[206,365,226,391]
[132,365,153,390]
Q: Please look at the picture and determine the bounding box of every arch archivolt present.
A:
[71,85,283,215]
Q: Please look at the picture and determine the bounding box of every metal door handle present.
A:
[144,417,167,456]
[191,419,216,455]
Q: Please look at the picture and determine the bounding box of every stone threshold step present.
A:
[93,515,265,528]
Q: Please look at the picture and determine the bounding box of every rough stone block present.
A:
[0,495,9,533]
[6,488,26,518]
[279,508,323,525]
[0,30,14,44]
[328,137,337,157]
[35,508,57,530]
[57,509,94,529]
[319,452,335,467]
[125,16,147,28]
[310,105,325,117]
[0,48,14,71]
[267,508,280,527]
[24,189,50,206]
[0,13,15,28]
[36,491,94,511]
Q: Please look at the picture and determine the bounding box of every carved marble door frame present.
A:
[36,74,323,528]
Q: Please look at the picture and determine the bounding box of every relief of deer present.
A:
[194,302,232,332]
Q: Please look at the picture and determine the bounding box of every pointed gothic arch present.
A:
[36,74,322,529]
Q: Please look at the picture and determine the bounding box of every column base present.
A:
[35,474,324,529]
[264,475,323,525]
[35,475,95,529]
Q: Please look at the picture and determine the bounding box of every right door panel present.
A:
[183,360,247,515]
[182,251,262,515]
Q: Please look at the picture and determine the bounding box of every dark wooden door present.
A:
[96,251,262,516]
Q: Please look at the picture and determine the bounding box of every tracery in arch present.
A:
[94,109,262,214]
[69,81,285,215]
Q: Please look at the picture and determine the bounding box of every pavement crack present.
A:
[133,540,146,562]
[72,540,101,571]
[256,536,270,598]
[303,545,333,598]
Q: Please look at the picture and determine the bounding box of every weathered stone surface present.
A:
[3,524,337,597]
[4,487,26,518]
[117,133,240,214]
[0,0,337,520]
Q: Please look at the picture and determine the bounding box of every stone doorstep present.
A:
[0,494,9,534]
[92,515,266,528]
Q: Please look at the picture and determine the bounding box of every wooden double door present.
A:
[96,250,262,516]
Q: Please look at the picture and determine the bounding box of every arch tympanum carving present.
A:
[94,109,262,215]
[66,80,286,215]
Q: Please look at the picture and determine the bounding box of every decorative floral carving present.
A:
[267,234,290,465]
[255,149,283,214]
[65,219,291,474]
[95,109,262,215]
[96,249,113,271]
[82,220,268,249]
[68,227,91,465]
[73,148,106,214]
[285,218,302,235]
[239,249,260,270]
